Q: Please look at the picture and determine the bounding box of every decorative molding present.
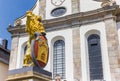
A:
[8,5,120,37]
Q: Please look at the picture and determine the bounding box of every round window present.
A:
[51,7,66,17]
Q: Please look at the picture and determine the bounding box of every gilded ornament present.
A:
[23,11,48,67]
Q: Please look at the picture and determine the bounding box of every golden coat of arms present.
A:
[31,33,49,68]
[23,11,49,68]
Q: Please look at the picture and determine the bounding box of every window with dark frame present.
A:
[51,7,66,17]
[53,40,65,79]
[88,34,103,80]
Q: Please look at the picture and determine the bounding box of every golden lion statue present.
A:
[23,11,46,67]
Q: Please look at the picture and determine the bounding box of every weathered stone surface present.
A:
[104,14,120,81]
[9,37,19,70]
[72,27,81,81]
[7,66,52,81]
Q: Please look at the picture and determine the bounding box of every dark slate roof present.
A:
[0,45,10,64]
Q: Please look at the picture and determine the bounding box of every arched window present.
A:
[53,40,65,79]
[88,34,103,80]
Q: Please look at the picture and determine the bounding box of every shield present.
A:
[31,35,49,68]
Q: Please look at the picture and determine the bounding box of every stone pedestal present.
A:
[6,66,52,81]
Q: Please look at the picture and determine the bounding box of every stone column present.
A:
[72,27,81,81]
[9,36,19,70]
[104,14,120,81]
[72,0,80,13]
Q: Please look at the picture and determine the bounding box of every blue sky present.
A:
[0,0,36,49]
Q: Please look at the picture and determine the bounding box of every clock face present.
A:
[51,0,65,6]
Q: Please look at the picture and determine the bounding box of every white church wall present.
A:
[32,0,40,15]
[46,29,74,81]
[16,28,74,80]
[80,22,111,81]
[46,0,72,19]
[80,0,101,12]
[16,36,29,69]
[116,0,120,5]
[20,17,26,25]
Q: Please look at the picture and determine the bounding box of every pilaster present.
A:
[9,36,19,70]
[104,14,120,81]
[72,27,81,81]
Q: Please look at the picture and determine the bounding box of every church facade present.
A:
[8,0,120,81]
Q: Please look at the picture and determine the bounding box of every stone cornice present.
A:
[8,5,120,37]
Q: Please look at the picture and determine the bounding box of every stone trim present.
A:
[72,27,81,81]
[9,37,19,70]
[104,14,120,81]
[8,5,120,37]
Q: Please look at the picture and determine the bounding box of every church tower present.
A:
[7,0,120,81]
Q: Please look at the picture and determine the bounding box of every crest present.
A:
[31,34,49,68]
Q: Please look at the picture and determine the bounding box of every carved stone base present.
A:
[6,66,52,81]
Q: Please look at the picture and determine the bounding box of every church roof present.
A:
[0,42,10,65]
